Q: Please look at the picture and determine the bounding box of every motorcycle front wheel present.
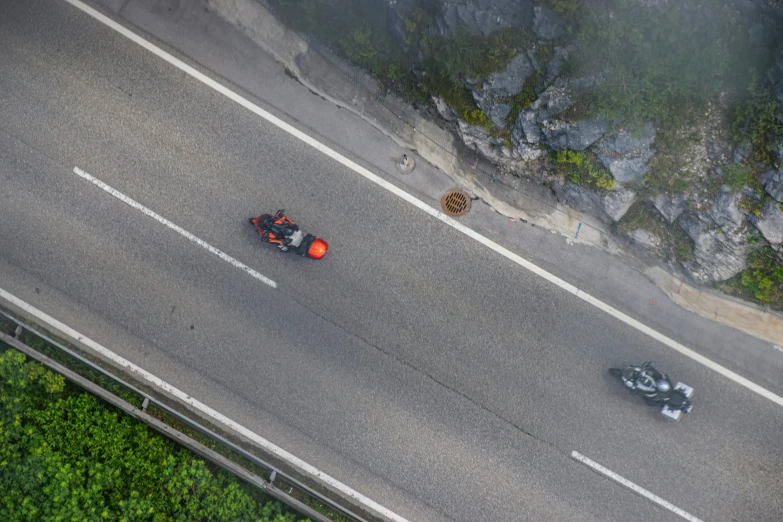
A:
[608,368,623,379]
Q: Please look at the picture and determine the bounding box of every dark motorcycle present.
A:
[609,362,693,420]
[249,210,328,260]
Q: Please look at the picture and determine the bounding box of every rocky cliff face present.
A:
[433,0,535,37]
[385,0,783,285]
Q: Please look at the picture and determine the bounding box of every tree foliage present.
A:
[0,348,304,522]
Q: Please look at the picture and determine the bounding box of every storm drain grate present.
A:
[441,189,471,216]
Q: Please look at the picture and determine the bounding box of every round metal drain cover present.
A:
[441,189,471,216]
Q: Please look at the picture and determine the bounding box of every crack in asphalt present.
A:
[276,284,563,455]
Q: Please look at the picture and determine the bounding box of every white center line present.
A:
[571,451,704,522]
[72,166,276,289]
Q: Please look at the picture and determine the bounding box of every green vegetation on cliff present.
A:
[552,0,762,129]
[267,0,531,127]
[265,0,783,308]
[732,74,783,165]
[721,247,783,309]
[552,149,615,190]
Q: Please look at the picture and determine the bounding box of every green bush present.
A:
[427,27,531,80]
[0,348,306,522]
[6,328,143,408]
[461,108,489,126]
[403,5,435,49]
[553,149,616,190]
[420,27,532,124]
[489,126,513,149]
[723,163,755,190]
[738,194,766,217]
[417,58,481,122]
[732,75,783,165]
[340,26,380,71]
[506,71,541,127]
[564,0,759,131]
[617,202,694,261]
[720,247,783,308]
[546,0,580,19]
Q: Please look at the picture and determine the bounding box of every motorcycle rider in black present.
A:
[632,362,672,402]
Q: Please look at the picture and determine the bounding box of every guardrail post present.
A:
[15,325,22,338]
[142,397,150,412]
[269,470,277,484]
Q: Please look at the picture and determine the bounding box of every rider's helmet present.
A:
[656,380,671,393]
[307,238,328,260]
[637,373,656,392]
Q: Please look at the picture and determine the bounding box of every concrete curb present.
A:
[646,267,783,347]
[208,0,783,346]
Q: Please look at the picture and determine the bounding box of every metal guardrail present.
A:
[0,309,375,522]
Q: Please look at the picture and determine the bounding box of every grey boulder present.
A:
[533,5,565,40]
[603,186,637,222]
[526,82,574,122]
[628,229,662,252]
[751,200,783,245]
[434,0,534,37]
[457,120,539,162]
[594,123,656,184]
[511,142,544,161]
[432,96,457,121]
[512,110,542,144]
[477,52,537,100]
[733,141,753,164]
[763,168,783,202]
[677,186,748,283]
[484,103,511,125]
[711,184,746,232]
[544,46,571,84]
[551,182,632,223]
[551,182,608,222]
[541,118,607,151]
[652,193,689,224]
[471,51,537,125]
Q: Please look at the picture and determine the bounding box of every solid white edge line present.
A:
[0,287,410,522]
[61,0,783,408]
[571,451,704,522]
[72,167,277,289]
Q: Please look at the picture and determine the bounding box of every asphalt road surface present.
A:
[1,1,782,521]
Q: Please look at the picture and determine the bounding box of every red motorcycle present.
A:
[249,210,328,260]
